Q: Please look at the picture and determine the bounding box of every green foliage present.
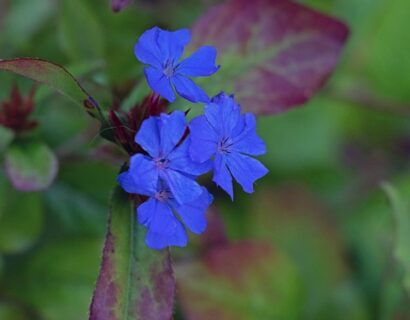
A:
[383,182,410,295]
[176,242,303,320]
[59,0,105,62]
[1,0,410,319]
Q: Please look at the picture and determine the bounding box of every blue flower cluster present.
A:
[119,27,268,249]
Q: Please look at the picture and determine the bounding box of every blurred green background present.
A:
[1,0,410,319]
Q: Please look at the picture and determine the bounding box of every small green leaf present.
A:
[0,58,103,120]
[0,126,14,153]
[382,182,410,294]
[5,140,58,192]
[0,183,43,253]
[90,188,175,320]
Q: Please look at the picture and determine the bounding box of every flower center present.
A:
[217,137,233,154]
[155,189,171,202]
[154,157,169,170]
[162,60,175,78]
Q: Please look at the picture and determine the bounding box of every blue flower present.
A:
[118,110,211,205]
[137,182,213,249]
[189,92,268,199]
[134,27,219,103]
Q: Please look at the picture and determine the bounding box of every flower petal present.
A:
[177,46,219,77]
[204,93,241,136]
[137,198,187,249]
[161,169,203,205]
[171,74,209,103]
[213,153,234,199]
[134,27,162,68]
[144,66,176,102]
[172,187,213,234]
[128,154,158,195]
[157,28,191,63]
[168,137,212,175]
[117,171,151,196]
[226,152,268,194]
[135,116,160,157]
[189,115,218,163]
[232,113,266,156]
[158,111,186,156]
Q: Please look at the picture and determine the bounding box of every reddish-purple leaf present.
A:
[192,0,349,115]
[90,188,175,320]
[0,58,102,119]
[201,206,228,250]
[111,0,132,12]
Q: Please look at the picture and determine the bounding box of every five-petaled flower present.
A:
[189,92,269,199]
[134,27,219,103]
[137,182,212,249]
[118,111,211,205]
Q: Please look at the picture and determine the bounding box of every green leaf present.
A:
[3,0,55,50]
[362,0,410,102]
[90,188,175,320]
[248,186,368,319]
[5,140,58,192]
[0,183,43,253]
[0,302,29,320]
[382,182,410,294]
[4,238,102,320]
[0,58,103,120]
[0,126,14,153]
[176,241,302,320]
[59,0,105,62]
[44,183,106,236]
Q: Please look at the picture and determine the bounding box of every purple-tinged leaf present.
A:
[5,140,58,192]
[111,0,132,12]
[176,241,301,320]
[192,0,349,115]
[201,206,228,250]
[0,58,103,120]
[90,188,175,320]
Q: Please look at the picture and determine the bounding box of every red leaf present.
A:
[192,0,349,115]
[89,188,175,320]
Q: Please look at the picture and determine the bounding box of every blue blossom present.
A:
[120,177,213,249]
[118,110,211,205]
[189,92,268,199]
[134,26,219,103]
